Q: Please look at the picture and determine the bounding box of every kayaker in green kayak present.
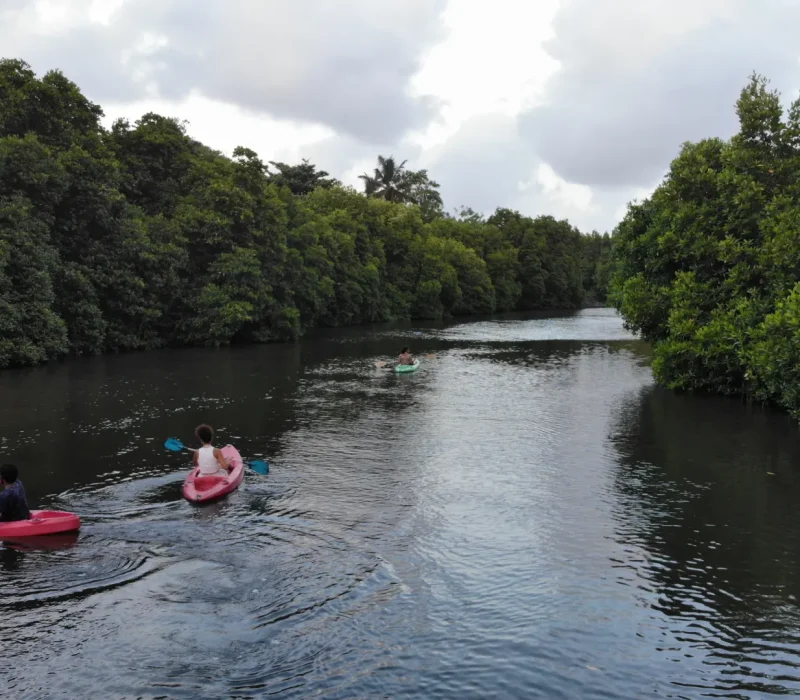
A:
[398,347,415,366]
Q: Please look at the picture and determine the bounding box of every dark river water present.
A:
[3,308,800,699]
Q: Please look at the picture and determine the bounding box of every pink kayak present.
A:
[0,510,81,538]
[182,444,244,503]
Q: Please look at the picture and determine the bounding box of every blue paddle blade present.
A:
[248,460,269,475]
[164,437,185,452]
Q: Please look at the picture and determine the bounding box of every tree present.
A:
[267,158,339,196]
[612,73,800,415]
[581,231,613,304]
[0,199,67,367]
[0,59,593,369]
[0,59,103,149]
[108,113,195,216]
[399,168,443,222]
[427,216,520,310]
[359,156,444,222]
[359,155,413,203]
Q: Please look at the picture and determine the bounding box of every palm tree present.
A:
[359,156,413,203]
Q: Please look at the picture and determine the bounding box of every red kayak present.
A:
[182,444,244,503]
[0,510,81,538]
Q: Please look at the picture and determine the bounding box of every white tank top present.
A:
[197,445,221,475]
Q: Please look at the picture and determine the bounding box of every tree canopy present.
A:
[612,74,800,416]
[267,158,339,196]
[359,155,444,222]
[0,59,607,369]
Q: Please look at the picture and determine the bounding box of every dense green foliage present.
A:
[359,155,444,223]
[581,231,613,304]
[0,60,605,369]
[266,159,339,196]
[612,74,800,415]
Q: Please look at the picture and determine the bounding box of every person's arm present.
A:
[214,448,229,471]
[192,450,199,467]
[0,488,8,519]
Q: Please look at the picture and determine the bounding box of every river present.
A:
[2,308,800,699]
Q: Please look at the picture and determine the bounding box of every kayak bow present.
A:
[395,361,420,373]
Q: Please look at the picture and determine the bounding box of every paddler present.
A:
[0,464,31,522]
[398,346,415,366]
[192,424,231,475]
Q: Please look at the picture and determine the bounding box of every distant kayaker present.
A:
[398,347,415,365]
[0,464,31,522]
[193,424,231,476]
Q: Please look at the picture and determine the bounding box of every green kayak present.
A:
[395,361,420,373]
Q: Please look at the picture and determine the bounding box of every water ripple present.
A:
[3,311,800,698]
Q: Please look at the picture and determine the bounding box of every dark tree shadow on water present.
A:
[0,546,24,571]
[607,384,800,694]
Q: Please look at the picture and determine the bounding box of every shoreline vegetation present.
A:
[3,61,793,419]
[612,75,800,417]
[0,59,611,370]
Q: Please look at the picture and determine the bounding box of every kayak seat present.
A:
[194,474,226,490]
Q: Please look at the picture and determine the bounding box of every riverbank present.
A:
[1,59,610,371]
[0,306,606,373]
[612,75,800,419]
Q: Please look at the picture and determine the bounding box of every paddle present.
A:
[163,438,270,475]
[164,437,194,452]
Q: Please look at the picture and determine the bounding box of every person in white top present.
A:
[192,424,230,475]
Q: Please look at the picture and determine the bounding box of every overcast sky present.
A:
[4,0,800,232]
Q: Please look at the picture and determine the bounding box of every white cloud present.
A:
[5,0,800,233]
[531,163,593,212]
[101,93,335,166]
[410,0,559,149]
[423,113,535,213]
[519,0,800,187]
[2,0,447,141]
[87,0,127,26]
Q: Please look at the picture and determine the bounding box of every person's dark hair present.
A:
[401,346,409,353]
[195,424,214,444]
[0,464,19,484]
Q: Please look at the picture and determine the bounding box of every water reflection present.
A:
[610,385,800,696]
[2,532,80,553]
[3,310,800,698]
[0,343,308,502]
